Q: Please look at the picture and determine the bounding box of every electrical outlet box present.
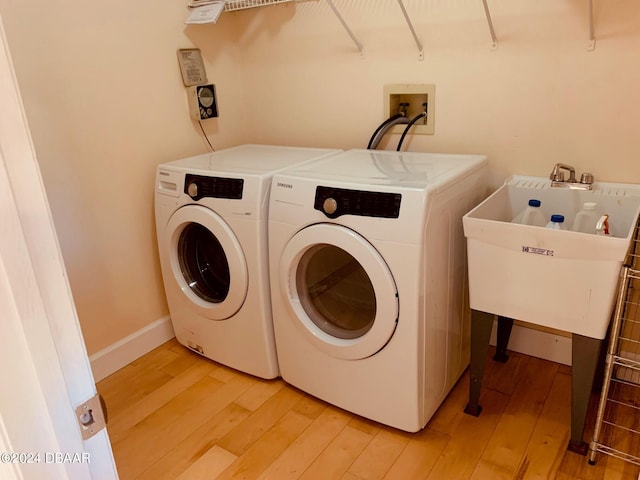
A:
[383,84,435,135]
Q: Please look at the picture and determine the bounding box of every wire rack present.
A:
[187,0,295,12]
[589,219,640,467]
[224,0,294,11]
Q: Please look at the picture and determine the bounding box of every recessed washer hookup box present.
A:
[463,175,640,339]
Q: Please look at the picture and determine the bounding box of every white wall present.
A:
[0,0,248,353]
[235,1,640,187]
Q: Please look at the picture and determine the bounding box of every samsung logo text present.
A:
[277,182,293,189]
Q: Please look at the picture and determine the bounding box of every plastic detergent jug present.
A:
[546,214,565,230]
[512,199,547,227]
[571,202,601,234]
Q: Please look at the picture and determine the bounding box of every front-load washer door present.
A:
[165,205,248,320]
[280,223,398,360]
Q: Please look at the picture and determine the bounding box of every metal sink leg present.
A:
[569,334,603,455]
[464,309,495,417]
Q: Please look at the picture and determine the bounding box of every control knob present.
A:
[187,182,198,198]
[323,197,338,215]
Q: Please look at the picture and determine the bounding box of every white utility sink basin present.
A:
[463,175,640,339]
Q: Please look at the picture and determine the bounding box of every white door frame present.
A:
[0,11,118,480]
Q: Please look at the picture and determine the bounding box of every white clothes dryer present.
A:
[268,149,488,431]
[155,144,339,379]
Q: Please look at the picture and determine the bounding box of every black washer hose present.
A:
[367,113,403,149]
[396,112,427,151]
[368,115,411,150]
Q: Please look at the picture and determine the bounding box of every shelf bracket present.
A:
[397,0,424,61]
[481,0,498,50]
[325,0,364,57]
[588,0,596,51]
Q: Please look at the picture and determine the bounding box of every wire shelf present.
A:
[589,218,640,469]
[224,0,294,11]
[187,0,295,12]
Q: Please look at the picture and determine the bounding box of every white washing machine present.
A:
[155,144,340,379]
[268,149,488,431]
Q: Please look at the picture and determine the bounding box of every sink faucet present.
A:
[549,163,576,183]
[549,163,594,190]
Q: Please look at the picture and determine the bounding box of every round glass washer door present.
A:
[165,205,248,320]
[280,223,398,360]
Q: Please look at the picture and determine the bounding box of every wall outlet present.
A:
[383,84,435,135]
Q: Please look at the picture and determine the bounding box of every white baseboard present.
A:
[89,316,175,382]
[490,321,573,366]
[87,315,571,383]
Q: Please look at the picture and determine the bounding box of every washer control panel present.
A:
[184,174,243,201]
[314,186,401,219]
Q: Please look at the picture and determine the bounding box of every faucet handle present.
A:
[550,165,564,182]
[580,172,594,185]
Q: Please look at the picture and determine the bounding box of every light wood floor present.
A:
[97,339,640,480]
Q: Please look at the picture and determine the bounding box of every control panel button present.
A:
[323,198,338,215]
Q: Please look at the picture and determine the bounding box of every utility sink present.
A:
[463,175,640,339]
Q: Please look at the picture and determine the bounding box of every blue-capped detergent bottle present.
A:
[512,199,547,227]
[545,214,566,230]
